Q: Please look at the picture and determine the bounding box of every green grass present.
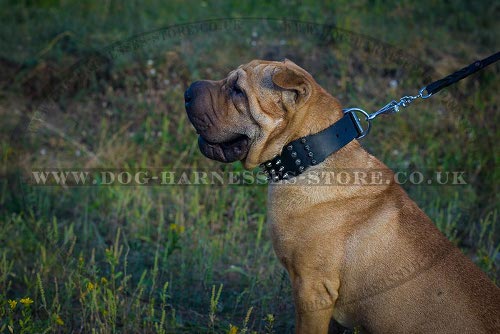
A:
[0,1,499,333]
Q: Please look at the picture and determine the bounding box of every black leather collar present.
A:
[261,110,364,182]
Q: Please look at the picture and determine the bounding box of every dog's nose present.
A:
[186,81,210,109]
[184,87,193,106]
[185,81,204,108]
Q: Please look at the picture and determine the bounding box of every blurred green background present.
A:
[0,1,498,333]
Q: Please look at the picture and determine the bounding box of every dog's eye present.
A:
[231,84,245,97]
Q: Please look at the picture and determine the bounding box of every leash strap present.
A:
[423,51,500,97]
[345,51,500,137]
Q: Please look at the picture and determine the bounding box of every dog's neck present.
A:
[293,87,345,137]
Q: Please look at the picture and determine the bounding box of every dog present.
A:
[184,59,500,333]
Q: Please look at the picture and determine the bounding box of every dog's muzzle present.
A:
[185,81,249,163]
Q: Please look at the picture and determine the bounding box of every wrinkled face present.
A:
[185,59,327,169]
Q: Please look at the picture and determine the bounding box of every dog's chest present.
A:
[266,184,343,267]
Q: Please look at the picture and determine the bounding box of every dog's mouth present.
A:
[198,134,250,163]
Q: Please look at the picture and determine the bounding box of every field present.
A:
[0,1,498,333]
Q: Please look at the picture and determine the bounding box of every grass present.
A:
[0,1,498,333]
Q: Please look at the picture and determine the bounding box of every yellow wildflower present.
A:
[101,277,108,285]
[56,315,64,325]
[8,299,17,309]
[169,224,185,233]
[86,282,95,291]
[20,297,34,306]
[228,325,238,334]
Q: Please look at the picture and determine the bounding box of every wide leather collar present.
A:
[260,110,364,182]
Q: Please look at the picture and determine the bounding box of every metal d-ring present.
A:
[343,107,372,139]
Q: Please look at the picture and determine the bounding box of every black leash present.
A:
[262,51,499,182]
[423,51,500,97]
[344,51,500,138]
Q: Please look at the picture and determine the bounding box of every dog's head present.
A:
[185,59,342,168]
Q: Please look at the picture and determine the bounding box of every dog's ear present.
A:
[272,63,312,108]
